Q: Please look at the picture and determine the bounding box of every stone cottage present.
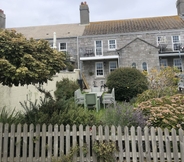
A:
[1,0,184,88]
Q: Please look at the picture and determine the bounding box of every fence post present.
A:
[144,126,151,162]
[23,124,28,162]
[79,124,84,162]
[54,124,59,160]
[164,128,172,162]
[29,124,34,162]
[92,125,97,162]
[3,124,9,162]
[117,126,123,162]
[124,126,130,162]
[179,128,184,162]
[10,124,15,162]
[48,124,53,162]
[72,125,77,162]
[0,123,2,162]
[41,124,46,162]
[151,127,158,162]
[171,128,179,162]
[16,124,21,162]
[131,126,137,162]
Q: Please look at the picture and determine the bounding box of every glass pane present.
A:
[110,62,117,72]
[142,62,147,71]
[60,43,66,50]
[96,62,103,76]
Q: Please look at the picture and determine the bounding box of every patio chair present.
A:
[84,93,100,112]
[102,88,116,109]
[74,89,84,105]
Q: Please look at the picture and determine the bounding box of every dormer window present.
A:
[172,35,181,51]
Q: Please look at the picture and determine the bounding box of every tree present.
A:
[106,67,148,101]
[0,29,66,86]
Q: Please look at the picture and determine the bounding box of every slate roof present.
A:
[83,16,184,36]
[9,23,85,39]
[9,15,184,39]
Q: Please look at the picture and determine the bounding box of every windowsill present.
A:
[108,49,116,51]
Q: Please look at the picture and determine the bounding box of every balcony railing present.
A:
[79,47,118,57]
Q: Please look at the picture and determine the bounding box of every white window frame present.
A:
[173,58,183,72]
[159,59,168,67]
[172,35,181,51]
[95,62,104,77]
[95,40,103,56]
[108,39,116,51]
[109,61,117,72]
[59,42,67,52]
[142,62,148,71]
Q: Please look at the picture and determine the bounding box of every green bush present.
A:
[54,78,79,101]
[106,67,148,101]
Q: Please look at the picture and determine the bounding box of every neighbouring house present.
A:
[1,1,184,89]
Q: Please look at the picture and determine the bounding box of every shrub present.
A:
[106,67,148,101]
[102,102,147,128]
[54,78,79,101]
[92,140,118,162]
[135,87,178,104]
[0,107,21,124]
[136,94,184,130]
[20,95,101,126]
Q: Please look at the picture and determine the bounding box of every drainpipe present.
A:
[77,36,79,69]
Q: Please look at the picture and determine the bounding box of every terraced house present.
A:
[1,1,184,88]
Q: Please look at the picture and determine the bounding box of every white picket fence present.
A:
[0,123,184,162]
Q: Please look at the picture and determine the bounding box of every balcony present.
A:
[79,47,119,61]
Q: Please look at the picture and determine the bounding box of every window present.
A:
[109,61,117,72]
[95,40,103,56]
[59,43,67,52]
[108,39,116,50]
[142,62,148,71]
[95,62,104,76]
[132,62,136,68]
[159,59,168,67]
[157,36,166,45]
[172,36,180,51]
[174,58,182,72]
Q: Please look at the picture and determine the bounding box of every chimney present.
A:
[79,2,90,25]
[176,0,184,17]
[0,9,6,28]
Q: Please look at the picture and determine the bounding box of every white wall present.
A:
[0,69,80,112]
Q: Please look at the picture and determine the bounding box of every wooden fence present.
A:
[0,123,184,162]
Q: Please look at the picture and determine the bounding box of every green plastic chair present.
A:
[84,93,100,112]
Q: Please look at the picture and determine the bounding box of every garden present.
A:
[1,66,183,131]
[1,29,184,161]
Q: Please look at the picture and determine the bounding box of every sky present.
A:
[0,0,177,28]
